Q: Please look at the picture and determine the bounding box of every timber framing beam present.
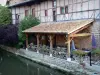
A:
[25,33,28,50]
[36,34,40,53]
[67,35,71,58]
[70,33,91,37]
[36,34,40,48]
[48,34,55,57]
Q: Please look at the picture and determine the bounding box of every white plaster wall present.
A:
[48,9,53,22]
[91,20,100,48]
[82,2,88,11]
[69,0,73,4]
[16,8,20,14]
[44,1,48,9]
[65,0,68,5]
[95,0,100,9]
[48,1,52,8]
[57,0,60,6]
[89,0,94,10]
[57,7,60,14]
[12,8,16,24]
[41,2,45,10]
[77,0,81,3]
[56,0,100,21]
[73,4,77,12]
[60,0,65,7]
[38,5,41,11]
[19,6,25,20]
[11,0,100,24]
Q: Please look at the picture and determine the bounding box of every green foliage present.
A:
[18,15,40,42]
[15,42,23,49]
[92,49,100,56]
[0,5,11,26]
[73,50,87,63]
[73,50,87,57]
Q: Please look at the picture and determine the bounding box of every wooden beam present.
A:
[48,35,54,57]
[36,34,40,53]
[70,24,91,34]
[70,33,91,37]
[26,33,28,49]
[65,37,73,44]
[67,35,71,58]
[49,35,53,50]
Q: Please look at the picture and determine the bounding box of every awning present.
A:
[23,19,94,34]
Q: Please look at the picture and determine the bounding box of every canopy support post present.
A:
[26,33,28,51]
[67,35,71,61]
[36,34,40,53]
[48,35,54,57]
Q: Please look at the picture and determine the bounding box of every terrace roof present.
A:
[23,19,94,34]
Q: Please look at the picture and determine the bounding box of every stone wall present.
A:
[91,20,100,48]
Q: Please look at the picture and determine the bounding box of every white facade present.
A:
[10,0,100,24]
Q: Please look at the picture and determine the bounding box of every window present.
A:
[15,14,20,24]
[45,10,48,16]
[65,6,68,14]
[15,14,19,20]
[60,7,65,14]
[53,10,56,21]
[53,0,56,7]
[32,8,35,17]
[25,10,28,16]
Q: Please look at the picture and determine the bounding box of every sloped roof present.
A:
[8,0,48,8]
[23,19,94,34]
[8,0,35,8]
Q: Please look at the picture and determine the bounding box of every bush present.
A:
[92,49,100,56]
[0,25,18,47]
[0,5,11,26]
[18,15,40,46]
[73,50,87,57]
[73,50,87,63]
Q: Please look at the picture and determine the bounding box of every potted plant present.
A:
[73,50,87,67]
[91,49,100,62]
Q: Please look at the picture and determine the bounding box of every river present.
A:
[0,49,73,75]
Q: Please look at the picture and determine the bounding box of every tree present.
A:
[0,25,18,46]
[18,15,40,44]
[0,5,18,47]
[0,5,11,26]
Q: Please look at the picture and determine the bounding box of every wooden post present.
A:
[48,35,53,57]
[26,33,28,51]
[67,35,71,61]
[36,34,40,53]
[67,36,71,57]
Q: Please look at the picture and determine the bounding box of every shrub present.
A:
[0,25,18,47]
[18,15,40,46]
[73,50,87,63]
[73,50,87,57]
[92,49,100,56]
[0,5,11,26]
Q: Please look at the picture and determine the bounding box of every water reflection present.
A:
[0,50,72,75]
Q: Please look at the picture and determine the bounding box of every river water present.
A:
[0,49,73,75]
